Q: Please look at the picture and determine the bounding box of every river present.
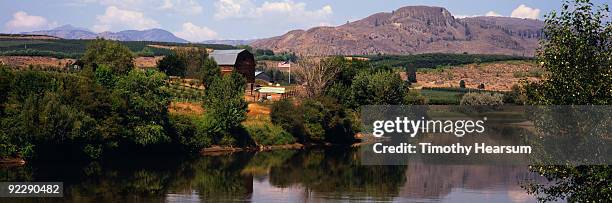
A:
[0,147,552,202]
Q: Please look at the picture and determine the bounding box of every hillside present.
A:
[251,6,544,56]
[22,25,188,43]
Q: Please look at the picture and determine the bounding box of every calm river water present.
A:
[0,147,552,203]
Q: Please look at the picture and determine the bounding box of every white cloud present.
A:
[173,22,218,42]
[456,11,501,19]
[76,0,201,15]
[214,0,333,24]
[485,11,502,17]
[511,4,540,19]
[93,6,160,32]
[214,0,254,19]
[158,0,203,15]
[4,11,58,33]
[93,0,144,9]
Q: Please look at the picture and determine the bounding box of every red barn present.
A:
[209,49,255,83]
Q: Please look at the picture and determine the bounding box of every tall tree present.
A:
[82,39,134,75]
[522,0,612,202]
[524,0,611,105]
[200,57,220,87]
[203,72,247,134]
[113,69,171,146]
[157,53,186,77]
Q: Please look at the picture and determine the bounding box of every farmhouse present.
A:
[209,49,256,83]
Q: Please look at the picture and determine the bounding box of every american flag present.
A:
[277,61,291,68]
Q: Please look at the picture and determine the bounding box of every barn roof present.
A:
[209,49,246,65]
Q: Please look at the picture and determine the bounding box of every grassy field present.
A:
[419,89,464,104]
[418,88,505,105]
[363,53,532,69]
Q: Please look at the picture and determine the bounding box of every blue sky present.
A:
[1,0,608,41]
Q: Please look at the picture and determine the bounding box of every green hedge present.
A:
[246,124,295,146]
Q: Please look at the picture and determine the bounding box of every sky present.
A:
[1,0,609,41]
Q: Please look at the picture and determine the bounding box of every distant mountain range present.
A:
[251,6,544,56]
[22,25,188,43]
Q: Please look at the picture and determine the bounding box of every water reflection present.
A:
[0,148,547,202]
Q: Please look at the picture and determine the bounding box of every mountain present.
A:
[97,29,188,43]
[201,39,255,46]
[22,25,188,43]
[25,25,97,39]
[251,6,544,56]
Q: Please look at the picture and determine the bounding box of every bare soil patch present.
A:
[0,56,75,68]
[169,102,204,116]
[413,62,543,91]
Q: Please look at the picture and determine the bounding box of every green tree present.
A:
[524,0,611,105]
[200,58,220,87]
[82,39,135,75]
[112,69,171,146]
[202,72,248,136]
[271,99,306,142]
[522,0,612,202]
[0,66,12,112]
[94,64,117,89]
[157,53,186,77]
[351,70,407,106]
[174,48,208,78]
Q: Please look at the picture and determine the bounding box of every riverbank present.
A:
[201,143,305,156]
[0,157,26,167]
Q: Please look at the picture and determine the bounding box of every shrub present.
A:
[351,70,406,106]
[271,98,358,144]
[271,99,306,142]
[460,92,504,105]
[167,115,212,152]
[301,100,327,142]
[504,84,527,105]
[246,123,295,146]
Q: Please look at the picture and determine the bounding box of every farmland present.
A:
[411,60,543,91]
[0,37,236,59]
[365,53,532,69]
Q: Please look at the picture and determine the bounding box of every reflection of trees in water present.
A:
[522,106,612,202]
[241,150,297,177]
[189,153,255,201]
[400,162,542,199]
[267,148,407,200]
[524,106,610,165]
[0,147,545,202]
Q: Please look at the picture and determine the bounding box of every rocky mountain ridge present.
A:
[251,6,544,56]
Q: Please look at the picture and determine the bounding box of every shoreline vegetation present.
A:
[1,39,533,165]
